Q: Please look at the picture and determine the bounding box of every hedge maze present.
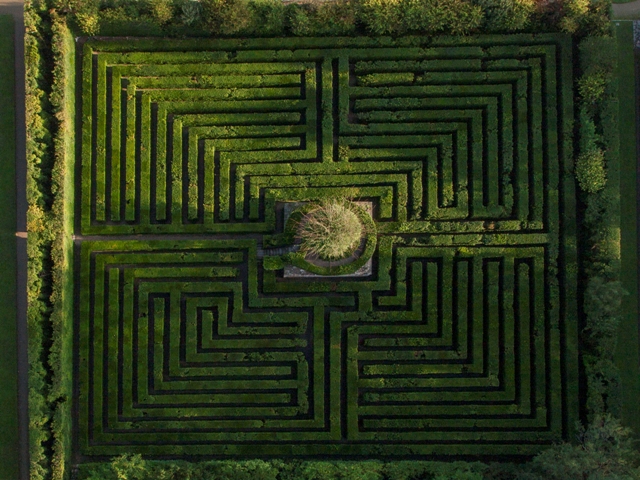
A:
[75,35,579,457]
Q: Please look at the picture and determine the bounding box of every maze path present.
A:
[75,35,578,457]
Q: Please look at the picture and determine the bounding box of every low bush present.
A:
[56,0,611,37]
[78,416,640,480]
[405,0,483,35]
[579,70,609,104]
[146,0,175,25]
[180,0,203,26]
[201,0,286,36]
[474,0,535,32]
[288,0,358,36]
[359,0,403,35]
[575,35,625,421]
[575,148,607,193]
[359,0,483,35]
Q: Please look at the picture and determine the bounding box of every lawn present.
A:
[74,34,579,458]
[614,21,640,435]
[0,13,19,480]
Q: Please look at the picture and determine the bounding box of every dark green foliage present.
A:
[24,0,629,477]
[474,0,535,32]
[359,0,483,35]
[402,0,484,35]
[527,415,640,480]
[0,14,19,480]
[146,0,175,25]
[288,0,358,36]
[52,0,612,37]
[25,2,76,479]
[181,0,203,26]
[200,0,286,36]
[575,35,624,422]
[579,70,609,104]
[73,35,577,458]
[558,0,612,36]
[79,426,640,480]
[358,0,403,35]
[487,416,640,479]
[576,148,607,193]
[584,277,626,338]
[201,0,255,35]
[79,458,491,480]
[98,5,165,36]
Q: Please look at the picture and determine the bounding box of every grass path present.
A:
[0,13,18,480]
[614,22,640,436]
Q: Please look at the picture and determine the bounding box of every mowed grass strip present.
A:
[615,21,640,434]
[0,13,18,480]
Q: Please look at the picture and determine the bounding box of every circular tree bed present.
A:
[283,199,377,276]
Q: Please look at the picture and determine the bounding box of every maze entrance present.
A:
[74,35,579,458]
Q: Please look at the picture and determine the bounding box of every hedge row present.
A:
[77,414,640,480]
[574,36,625,420]
[59,0,610,38]
[25,2,76,480]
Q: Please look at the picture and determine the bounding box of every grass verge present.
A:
[0,13,19,480]
[614,21,640,435]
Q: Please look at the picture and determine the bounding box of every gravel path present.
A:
[613,1,640,19]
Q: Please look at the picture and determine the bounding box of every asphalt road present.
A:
[0,1,28,479]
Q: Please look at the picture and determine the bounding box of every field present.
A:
[74,34,580,459]
[0,13,19,480]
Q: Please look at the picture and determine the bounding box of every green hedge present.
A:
[575,35,623,420]
[77,416,640,480]
[59,0,610,38]
[24,0,635,478]
[25,3,76,480]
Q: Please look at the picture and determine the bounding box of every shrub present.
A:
[288,0,359,36]
[584,277,626,338]
[65,0,100,35]
[97,7,164,36]
[528,415,640,480]
[557,0,589,33]
[360,0,483,35]
[403,0,484,35]
[201,0,255,35]
[181,0,203,26]
[146,0,174,25]
[111,454,147,480]
[579,70,609,104]
[360,0,403,34]
[74,11,99,35]
[296,199,364,260]
[249,0,286,36]
[575,148,607,193]
[475,0,535,31]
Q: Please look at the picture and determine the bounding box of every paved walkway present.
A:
[613,0,640,19]
[0,1,28,479]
